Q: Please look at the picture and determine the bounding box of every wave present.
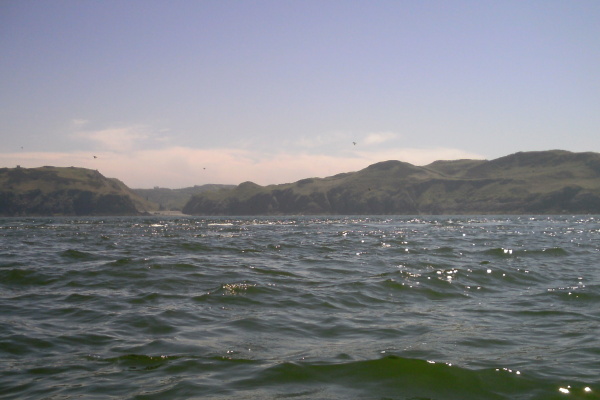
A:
[59,249,98,260]
[0,268,57,286]
[2,216,599,400]
[235,355,597,400]
[481,247,569,257]
[73,354,598,399]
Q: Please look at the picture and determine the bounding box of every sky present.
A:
[1,0,599,188]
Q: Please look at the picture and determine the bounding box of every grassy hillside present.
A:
[133,184,234,211]
[0,166,157,216]
[183,150,600,215]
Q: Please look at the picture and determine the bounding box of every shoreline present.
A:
[148,210,188,216]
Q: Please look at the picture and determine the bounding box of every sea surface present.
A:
[1,215,599,399]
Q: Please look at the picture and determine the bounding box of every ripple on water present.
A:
[1,216,599,399]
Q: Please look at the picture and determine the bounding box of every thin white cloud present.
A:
[294,131,400,152]
[293,131,352,149]
[71,123,166,153]
[362,131,398,145]
[71,119,89,128]
[75,126,149,152]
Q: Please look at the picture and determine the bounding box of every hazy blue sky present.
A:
[2,0,599,188]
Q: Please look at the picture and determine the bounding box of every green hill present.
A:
[133,184,235,211]
[0,166,157,216]
[182,150,600,215]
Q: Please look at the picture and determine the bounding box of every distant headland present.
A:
[3,150,600,216]
[0,166,154,216]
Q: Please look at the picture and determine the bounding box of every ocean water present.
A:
[1,215,599,400]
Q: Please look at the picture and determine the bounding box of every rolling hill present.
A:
[182,150,600,215]
[0,166,157,216]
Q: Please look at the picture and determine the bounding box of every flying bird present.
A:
[93,156,97,159]
[353,142,357,146]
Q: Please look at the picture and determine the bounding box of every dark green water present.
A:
[1,216,599,399]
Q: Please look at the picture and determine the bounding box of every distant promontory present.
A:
[0,166,155,216]
[182,150,600,215]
